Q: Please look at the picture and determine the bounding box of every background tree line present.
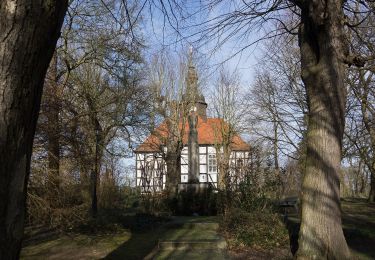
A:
[27,0,149,227]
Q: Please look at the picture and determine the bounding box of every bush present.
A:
[27,181,88,230]
[138,192,171,215]
[220,208,289,250]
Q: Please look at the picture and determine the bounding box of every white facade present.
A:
[136,145,249,192]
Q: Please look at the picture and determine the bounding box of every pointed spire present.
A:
[184,47,207,121]
[188,45,193,66]
[187,46,198,99]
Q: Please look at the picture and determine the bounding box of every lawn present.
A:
[342,198,375,259]
[20,200,375,259]
[21,216,221,260]
[21,231,131,260]
[286,198,375,260]
[21,213,168,260]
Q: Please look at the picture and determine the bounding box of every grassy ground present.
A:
[152,216,228,260]
[21,199,375,259]
[155,249,227,260]
[342,198,375,259]
[21,232,131,260]
[286,198,375,259]
[21,213,168,260]
[21,216,223,260]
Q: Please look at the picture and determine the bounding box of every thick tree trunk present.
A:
[296,1,351,259]
[0,1,67,259]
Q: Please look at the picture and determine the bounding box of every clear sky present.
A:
[139,0,269,88]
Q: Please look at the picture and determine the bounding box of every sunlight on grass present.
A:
[21,231,131,260]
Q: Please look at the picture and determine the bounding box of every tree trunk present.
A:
[369,168,375,203]
[359,161,365,194]
[45,53,61,190]
[296,1,351,259]
[90,117,102,218]
[0,1,67,259]
[165,152,181,197]
[90,169,98,217]
[273,120,279,172]
[358,73,375,203]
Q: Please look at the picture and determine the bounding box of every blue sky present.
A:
[139,1,269,88]
[120,1,286,183]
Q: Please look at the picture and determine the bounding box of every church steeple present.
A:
[186,47,199,102]
[185,48,207,121]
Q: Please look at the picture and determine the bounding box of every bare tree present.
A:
[250,34,307,163]
[344,7,375,202]
[252,73,282,170]
[30,0,146,220]
[209,67,248,211]
[146,50,191,198]
[43,53,62,192]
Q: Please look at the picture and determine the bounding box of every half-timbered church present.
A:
[135,59,250,192]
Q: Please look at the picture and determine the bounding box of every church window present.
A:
[208,154,217,173]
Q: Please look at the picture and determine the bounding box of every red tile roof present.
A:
[135,116,250,152]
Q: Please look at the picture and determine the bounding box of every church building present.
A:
[135,60,250,193]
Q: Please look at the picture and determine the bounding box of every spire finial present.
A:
[188,45,193,66]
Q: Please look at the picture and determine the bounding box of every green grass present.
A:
[285,198,375,260]
[155,249,228,260]
[21,231,131,260]
[21,213,168,260]
[162,227,219,240]
[104,227,166,260]
[341,198,375,259]
[21,216,223,260]
[21,200,374,260]
[105,216,223,259]
[153,216,227,259]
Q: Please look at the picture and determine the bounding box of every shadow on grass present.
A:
[104,214,182,260]
[155,248,227,260]
[103,228,163,260]
[283,198,375,259]
[22,228,61,248]
[104,216,220,260]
